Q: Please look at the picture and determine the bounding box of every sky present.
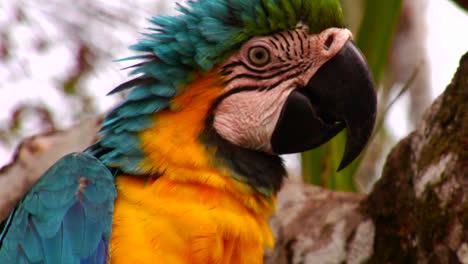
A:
[427,0,468,97]
[0,0,467,167]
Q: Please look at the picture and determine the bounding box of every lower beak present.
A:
[271,40,377,171]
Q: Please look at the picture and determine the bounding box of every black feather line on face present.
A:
[295,30,305,55]
[260,68,306,91]
[222,60,292,75]
[278,32,292,54]
[200,87,286,196]
[228,64,300,81]
[269,39,280,50]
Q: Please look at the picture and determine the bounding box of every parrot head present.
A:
[211,27,375,170]
[90,0,376,192]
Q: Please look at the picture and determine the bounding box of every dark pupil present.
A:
[255,51,265,60]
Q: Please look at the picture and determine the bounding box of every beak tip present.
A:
[336,150,358,172]
[336,151,359,172]
[337,161,348,172]
[336,116,376,172]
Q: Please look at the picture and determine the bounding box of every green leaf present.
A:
[356,0,403,84]
[301,0,403,191]
[302,131,357,192]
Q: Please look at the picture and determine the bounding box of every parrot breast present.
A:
[109,72,276,264]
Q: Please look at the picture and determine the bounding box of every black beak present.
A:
[271,40,377,171]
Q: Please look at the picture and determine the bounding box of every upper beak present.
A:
[271,40,377,171]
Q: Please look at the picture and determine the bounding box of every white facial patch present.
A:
[213,80,297,153]
[212,28,353,152]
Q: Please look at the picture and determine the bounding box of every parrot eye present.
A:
[248,46,270,67]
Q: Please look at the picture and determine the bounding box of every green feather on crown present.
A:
[88,0,344,174]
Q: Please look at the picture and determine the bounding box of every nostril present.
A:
[324,35,334,50]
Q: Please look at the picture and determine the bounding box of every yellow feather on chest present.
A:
[109,72,276,264]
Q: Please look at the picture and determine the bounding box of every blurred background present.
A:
[0,0,467,192]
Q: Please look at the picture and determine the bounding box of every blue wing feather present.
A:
[0,152,116,264]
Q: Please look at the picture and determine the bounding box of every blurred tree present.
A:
[0,0,170,164]
[357,0,432,191]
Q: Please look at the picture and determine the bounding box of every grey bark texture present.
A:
[1,53,467,263]
[363,52,467,264]
[265,183,373,264]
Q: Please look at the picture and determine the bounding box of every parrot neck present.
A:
[137,71,286,213]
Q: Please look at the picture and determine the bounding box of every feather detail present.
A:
[0,153,116,264]
[107,76,157,95]
[101,115,154,134]
[115,97,170,118]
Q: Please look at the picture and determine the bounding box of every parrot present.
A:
[0,0,377,263]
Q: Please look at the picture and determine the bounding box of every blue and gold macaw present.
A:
[0,0,377,263]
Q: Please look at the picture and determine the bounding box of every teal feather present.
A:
[36,187,76,209]
[42,228,63,264]
[0,153,116,264]
[114,54,155,62]
[154,43,182,65]
[204,1,230,19]
[107,76,158,95]
[144,27,162,32]
[141,32,165,41]
[62,204,85,256]
[174,33,196,57]
[99,153,144,174]
[81,221,105,258]
[127,84,177,101]
[98,132,142,154]
[116,97,170,118]
[21,222,42,262]
[101,115,154,134]
[149,83,178,97]
[200,17,240,42]
[128,60,161,76]
[149,15,186,31]
[33,208,69,237]
[80,240,106,264]
[129,39,159,52]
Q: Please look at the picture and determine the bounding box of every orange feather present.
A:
[110,71,276,264]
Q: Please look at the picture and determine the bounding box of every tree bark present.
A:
[1,53,467,263]
[364,52,467,264]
